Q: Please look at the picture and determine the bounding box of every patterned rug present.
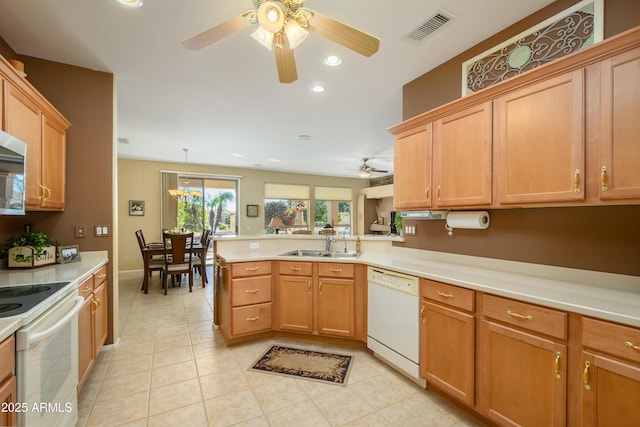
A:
[249,345,354,386]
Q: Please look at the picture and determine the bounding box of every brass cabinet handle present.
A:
[600,166,608,191]
[38,184,46,203]
[436,291,453,299]
[329,268,343,273]
[554,352,561,379]
[307,281,311,294]
[289,267,302,271]
[246,316,260,321]
[91,297,101,313]
[245,267,259,271]
[82,286,92,293]
[245,289,259,294]
[583,361,591,390]
[625,341,640,352]
[506,309,533,321]
[436,186,441,201]
[319,281,323,294]
[96,273,107,279]
[420,305,425,324]
[425,187,430,201]
[574,169,581,193]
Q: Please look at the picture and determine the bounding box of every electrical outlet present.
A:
[249,242,259,249]
[75,225,86,238]
[95,225,102,237]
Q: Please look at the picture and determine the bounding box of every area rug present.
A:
[249,345,354,386]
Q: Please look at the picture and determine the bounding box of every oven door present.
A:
[15,292,84,427]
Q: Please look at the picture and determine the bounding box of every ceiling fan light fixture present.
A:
[251,26,274,50]
[359,169,372,179]
[257,1,286,33]
[284,20,308,49]
[116,0,143,7]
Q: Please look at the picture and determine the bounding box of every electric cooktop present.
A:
[0,282,70,318]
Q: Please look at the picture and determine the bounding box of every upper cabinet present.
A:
[389,26,640,210]
[598,46,640,200]
[495,70,585,205]
[393,124,432,210]
[1,56,70,211]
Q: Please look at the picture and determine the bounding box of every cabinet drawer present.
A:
[422,279,474,312]
[318,262,354,278]
[0,335,15,382]
[232,261,272,278]
[93,264,108,288]
[232,303,272,336]
[279,261,312,276]
[232,276,272,307]
[583,317,640,364]
[482,294,567,340]
[77,276,93,300]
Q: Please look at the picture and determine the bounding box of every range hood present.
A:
[399,211,449,220]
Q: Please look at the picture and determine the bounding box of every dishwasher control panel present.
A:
[367,267,419,296]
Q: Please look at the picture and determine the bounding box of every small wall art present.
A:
[58,245,81,264]
[246,204,259,217]
[129,200,145,216]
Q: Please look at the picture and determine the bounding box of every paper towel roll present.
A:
[446,211,490,229]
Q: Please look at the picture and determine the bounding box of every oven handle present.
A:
[24,296,84,348]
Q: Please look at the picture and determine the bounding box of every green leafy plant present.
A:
[394,214,403,235]
[3,231,58,262]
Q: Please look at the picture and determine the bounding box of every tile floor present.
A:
[76,269,482,427]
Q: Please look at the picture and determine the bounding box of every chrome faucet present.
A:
[325,235,336,252]
[343,232,348,253]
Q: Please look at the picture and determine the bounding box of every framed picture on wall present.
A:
[246,204,259,217]
[129,200,145,216]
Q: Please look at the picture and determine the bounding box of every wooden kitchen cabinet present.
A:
[432,101,493,207]
[479,294,567,427]
[495,69,585,205]
[580,317,640,426]
[278,269,313,333]
[0,335,17,427]
[1,56,70,211]
[597,46,640,201]
[317,263,355,338]
[420,280,475,406]
[77,265,109,393]
[393,124,432,210]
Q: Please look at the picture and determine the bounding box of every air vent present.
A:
[406,11,453,42]
[117,138,130,144]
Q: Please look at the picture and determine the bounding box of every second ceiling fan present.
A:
[182,0,380,83]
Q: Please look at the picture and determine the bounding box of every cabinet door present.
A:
[481,320,566,427]
[0,375,17,427]
[433,101,492,207]
[598,47,640,200]
[317,278,355,338]
[77,297,94,393]
[278,276,313,333]
[421,301,475,406]
[581,352,640,427]
[93,281,108,354]
[495,69,585,204]
[40,114,66,210]
[5,83,42,208]
[393,124,432,209]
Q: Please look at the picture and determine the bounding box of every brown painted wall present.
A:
[0,41,115,339]
[398,0,640,277]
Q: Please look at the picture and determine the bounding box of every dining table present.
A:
[141,241,206,294]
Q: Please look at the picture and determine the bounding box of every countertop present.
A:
[0,251,109,341]
[217,245,640,328]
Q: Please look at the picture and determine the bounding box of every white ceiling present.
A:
[0,0,554,178]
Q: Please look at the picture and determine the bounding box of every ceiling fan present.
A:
[182,0,380,83]
[358,158,388,178]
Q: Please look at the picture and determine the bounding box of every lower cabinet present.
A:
[420,279,475,406]
[0,335,17,427]
[581,317,640,426]
[78,264,109,393]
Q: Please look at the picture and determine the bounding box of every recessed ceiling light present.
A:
[116,0,143,8]
[324,55,342,66]
[298,134,312,142]
[310,85,325,93]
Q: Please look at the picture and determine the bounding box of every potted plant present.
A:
[394,214,403,236]
[4,231,59,269]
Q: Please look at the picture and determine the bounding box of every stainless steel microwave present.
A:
[0,129,27,215]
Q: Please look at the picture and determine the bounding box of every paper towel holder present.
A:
[445,211,490,236]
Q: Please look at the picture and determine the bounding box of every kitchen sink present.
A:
[279,250,360,258]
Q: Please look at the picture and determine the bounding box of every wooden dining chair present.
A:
[161,231,195,295]
[135,229,164,289]
[192,232,211,287]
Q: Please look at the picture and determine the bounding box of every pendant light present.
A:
[168,148,202,201]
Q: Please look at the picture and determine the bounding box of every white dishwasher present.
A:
[367,267,425,386]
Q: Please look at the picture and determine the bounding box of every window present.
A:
[161,172,238,237]
[313,186,352,235]
[264,183,310,234]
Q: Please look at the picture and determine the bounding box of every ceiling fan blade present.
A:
[307,11,380,57]
[182,15,251,50]
[371,168,389,173]
[273,32,297,83]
